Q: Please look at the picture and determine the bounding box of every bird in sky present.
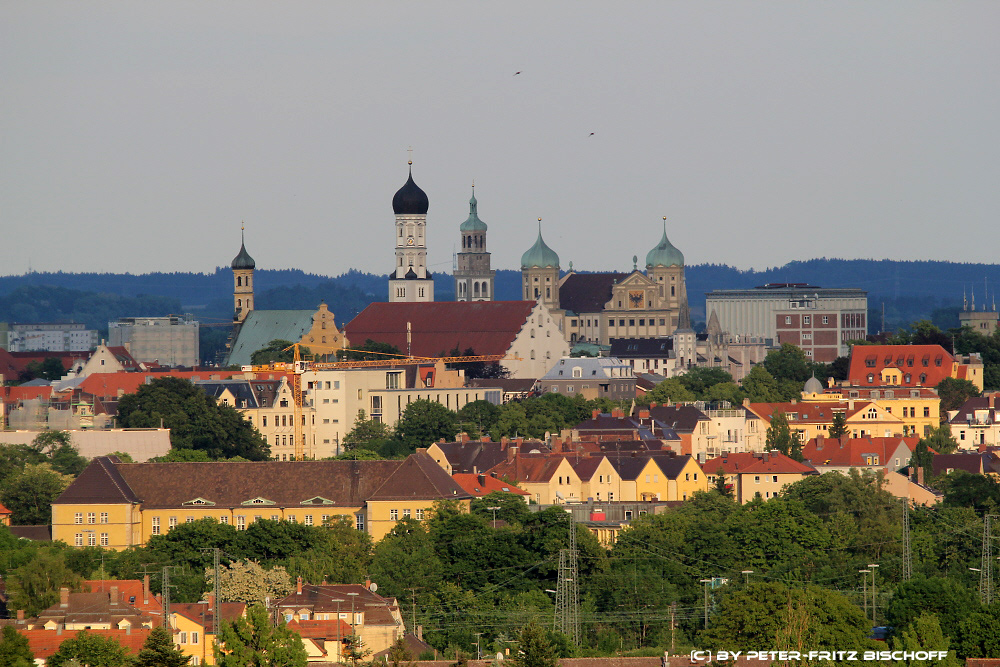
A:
[514,71,521,76]
[589,132,595,136]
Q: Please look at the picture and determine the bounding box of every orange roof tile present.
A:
[17,628,151,660]
[452,473,530,497]
[703,451,817,475]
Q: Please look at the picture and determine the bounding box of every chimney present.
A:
[417,625,423,641]
[507,445,518,462]
[815,434,824,450]
[206,592,215,609]
[110,585,119,605]
[296,576,303,594]
[126,624,132,635]
[917,466,925,486]
[762,452,769,462]
[60,587,69,607]
[639,409,650,420]
[650,402,657,408]
[16,610,24,622]
[514,437,523,446]
[365,577,372,590]
[143,575,150,605]
[840,434,848,449]
[57,625,63,635]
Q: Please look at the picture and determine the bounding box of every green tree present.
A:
[394,399,458,451]
[342,634,372,667]
[937,470,1000,512]
[214,605,307,667]
[646,378,695,404]
[31,431,88,476]
[763,343,814,383]
[117,376,269,460]
[455,400,502,438]
[935,377,980,414]
[151,448,214,462]
[342,410,393,451]
[676,367,734,398]
[47,630,131,667]
[0,463,73,525]
[0,626,34,667]
[920,423,959,455]
[21,357,66,382]
[958,607,1000,658]
[510,622,557,667]
[885,576,979,643]
[740,365,782,402]
[134,626,191,667]
[249,339,312,365]
[890,612,962,667]
[370,518,443,598]
[765,412,802,460]
[713,467,732,499]
[828,412,848,439]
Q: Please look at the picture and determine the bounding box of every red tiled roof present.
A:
[345,301,537,359]
[285,618,352,640]
[451,473,530,497]
[487,454,568,484]
[848,344,954,387]
[171,602,246,633]
[17,628,151,660]
[703,451,817,475]
[746,400,885,423]
[83,580,161,615]
[0,385,54,403]
[78,370,264,401]
[0,502,11,516]
[800,436,920,467]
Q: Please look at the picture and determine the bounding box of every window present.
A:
[88,533,96,546]
[802,332,812,340]
[192,632,199,645]
[304,515,313,526]
[75,533,84,546]
[169,516,177,529]
[924,407,930,417]
[403,509,411,518]
[220,516,229,524]
[100,533,109,546]
[287,515,295,523]
[186,516,194,523]
[75,512,83,524]
[754,476,761,484]
[772,476,778,483]
[416,509,424,520]
[609,492,614,501]
[803,316,811,325]
[179,632,188,644]
[356,514,365,531]
[152,517,160,535]
[785,316,791,324]
[87,512,96,524]
[822,316,829,324]
[237,516,246,530]
[100,512,108,524]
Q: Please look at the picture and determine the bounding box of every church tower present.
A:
[389,161,434,302]
[521,219,560,311]
[454,184,495,301]
[645,216,688,329]
[231,226,255,323]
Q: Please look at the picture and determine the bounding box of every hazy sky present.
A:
[3,2,998,278]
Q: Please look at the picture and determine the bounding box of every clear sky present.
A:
[2,2,998,278]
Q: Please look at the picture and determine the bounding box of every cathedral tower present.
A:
[231,226,255,323]
[389,161,434,302]
[645,216,688,328]
[454,184,495,301]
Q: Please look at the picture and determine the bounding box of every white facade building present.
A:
[7,323,98,352]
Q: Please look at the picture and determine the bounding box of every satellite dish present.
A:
[369,582,378,593]
[496,653,504,661]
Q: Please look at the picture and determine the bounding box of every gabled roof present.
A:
[746,400,894,423]
[559,273,627,315]
[932,451,1000,477]
[432,440,541,475]
[703,451,818,476]
[78,370,254,402]
[451,473,530,497]
[801,436,920,467]
[607,456,653,481]
[36,590,152,628]
[643,405,709,432]
[487,454,571,484]
[345,301,537,359]
[274,584,400,626]
[285,618,353,642]
[226,309,319,367]
[84,580,161,615]
[568,456,605,481]
[949,397,999,424]
[651,455,699,480]
[56,456,140,505]
[367,452,472,501]
[609,338,674,359]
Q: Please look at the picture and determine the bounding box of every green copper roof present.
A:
[520,223,559,269]
[645,219,684,268]
[459,189,487,232]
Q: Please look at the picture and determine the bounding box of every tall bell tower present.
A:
[231,225,255,323]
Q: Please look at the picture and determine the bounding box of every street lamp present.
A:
[859,570,870,620]
[868,564,879,626]
[700,579,712,630]
[347,592,359,634]
[486,506,501,527]
[331,599,344,646]
[473,632,483,661]
[741,570,753,585]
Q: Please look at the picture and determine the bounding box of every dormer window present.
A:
[300,496,334,505]
[183,497,216,506]
[242,497,275,506]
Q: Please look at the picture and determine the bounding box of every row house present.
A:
[800,435,920,475]
[804,376,940,438]
[847,344,983,392]
[52,452,472,548]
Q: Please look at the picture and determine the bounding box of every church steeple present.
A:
[389,157,434,302]
[232,223,255,323]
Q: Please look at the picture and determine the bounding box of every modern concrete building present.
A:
[705,283,868,361]
[7,323,98,352]
[109,315,199,367]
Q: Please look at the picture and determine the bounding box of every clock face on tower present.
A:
[406,237,415,246]
[629,290,644,309]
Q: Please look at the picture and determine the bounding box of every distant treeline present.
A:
[2,259,997,342]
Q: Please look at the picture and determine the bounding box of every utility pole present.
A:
[859,570,870,621]
[161,566,181,629]
[868,564,879,626]
[902,500,912,581]
[669,602,676,653]
[700,579,711,630]
[406,588,419,633]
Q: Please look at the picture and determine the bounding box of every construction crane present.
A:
[246,345,517,461]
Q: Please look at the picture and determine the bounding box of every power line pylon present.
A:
[981,514,997,606]
[554,511,580,644]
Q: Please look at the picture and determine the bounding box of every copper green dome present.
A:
[231,232,255,270]
[460,188,487,232]
[645,218,684,268]
[521,221,559,269]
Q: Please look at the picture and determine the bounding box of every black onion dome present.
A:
[231,240,255,270]
[392,166,429,215]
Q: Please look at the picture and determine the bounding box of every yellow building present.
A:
[802,379,941,438]
[170,602,246,666]
[703,451,818,504]
[747,399,905,441]
[487,455,583,504]
[52,452,473,548]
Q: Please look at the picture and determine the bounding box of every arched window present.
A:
[483,283,489,297]
[474,282,480,297]
[237,299,242,308]
[237,276,242,287]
